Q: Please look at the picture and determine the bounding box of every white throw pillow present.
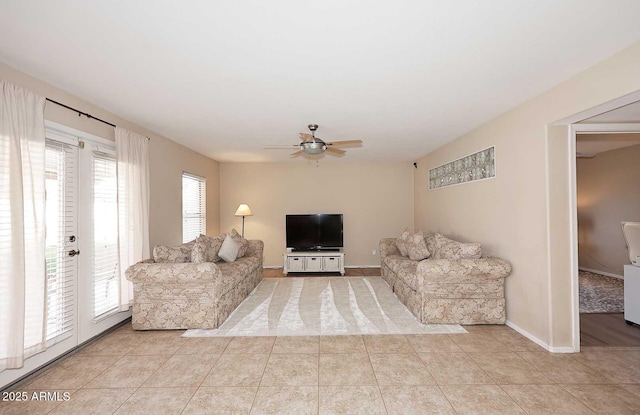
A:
[218,234,241,262]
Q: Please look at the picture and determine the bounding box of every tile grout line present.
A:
[557,383,600,414]
[410,336,460,415]
[177,336,228,415]
[317,350,320,415]
[248,337,276,412]
[107,331,180,414]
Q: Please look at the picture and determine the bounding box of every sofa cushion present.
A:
[192,233,227,263]
[153,239,195,263]
[383,255,420,290]
[433,233,482,260]
[214,256,260,296]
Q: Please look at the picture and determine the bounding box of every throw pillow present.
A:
[191,233,227,263]
[229,228,249,258]
[218,234,242,262]
[433,233,482,260]
[396,229,411,257]
[153,239,196,263]
[405,231,431,261]
[424,232,438,257]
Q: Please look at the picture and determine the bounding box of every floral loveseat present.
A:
[126,231,263,330]
[380,232,511,325]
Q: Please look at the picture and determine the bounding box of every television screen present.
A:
[286,214,343,251]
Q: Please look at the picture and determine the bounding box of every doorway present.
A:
[575,131,640,347]
[556,94,640,350]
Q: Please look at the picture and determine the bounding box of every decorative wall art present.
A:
[429,146,495,190]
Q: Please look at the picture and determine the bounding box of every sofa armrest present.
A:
[416,257,512,284]
[125,261,222,284]
[245,240,264,262]
[379,238,400,260]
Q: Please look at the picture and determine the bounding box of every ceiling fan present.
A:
[265,124,363,156]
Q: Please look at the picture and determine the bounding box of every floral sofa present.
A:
[380,232,511,324]
[126,232,263,330]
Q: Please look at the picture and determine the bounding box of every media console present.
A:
[283,251,345,275]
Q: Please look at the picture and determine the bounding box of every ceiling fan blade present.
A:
[299,133,313,141]
[326,147,346,155]
[264,145,299,149]
[327,140,363,146]
[290,150,303,157]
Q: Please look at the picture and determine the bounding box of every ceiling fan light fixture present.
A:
[301,141,326,154]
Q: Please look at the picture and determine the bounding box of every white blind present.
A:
[93,152,119,318]
[182,173,206,243]
[45,139,77,342]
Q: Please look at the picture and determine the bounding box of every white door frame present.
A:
[550,83,640,350]
[552,89,640,352]
[47,121,131,343]
[569,122,640,351]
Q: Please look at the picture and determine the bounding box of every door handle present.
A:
[68,249,80,257]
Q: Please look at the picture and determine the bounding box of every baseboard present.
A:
[505,320,578,353]
[345,265,381,269]
[547,346,578,353]
[579,267,623,280]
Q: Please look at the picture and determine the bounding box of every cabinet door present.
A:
[305,256,322,271]
[323,256,341,271]
[288,257,305,272]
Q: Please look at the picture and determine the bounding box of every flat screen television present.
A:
[286,214,343,251]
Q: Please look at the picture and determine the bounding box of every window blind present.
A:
[92,152,119,318]
[182,173,206,243]
[44,139,77,342]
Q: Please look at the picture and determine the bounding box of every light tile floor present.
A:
[2,324,640,414]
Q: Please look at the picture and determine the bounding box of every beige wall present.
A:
[577,143,640,276]
[414,41,640,349]
[220,162,414,267]
[0,61,220,248]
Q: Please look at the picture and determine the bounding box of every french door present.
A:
[43,135,79,355]
[77,137,127,342]
[0,125,131,388]
[45,128,128,346]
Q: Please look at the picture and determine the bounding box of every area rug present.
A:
[579,270,624,313]
[183,277,466,337]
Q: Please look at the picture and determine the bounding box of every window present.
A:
[92,152,119,318]
[182,173,206,243]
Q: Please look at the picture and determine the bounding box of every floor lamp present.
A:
[235,204,253,237]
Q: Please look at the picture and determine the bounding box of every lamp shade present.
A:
[234,204,253,217]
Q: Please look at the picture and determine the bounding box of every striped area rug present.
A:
[183,277,465,337]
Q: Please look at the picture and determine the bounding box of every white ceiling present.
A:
[577,133,640,155]
[2,1,640,162]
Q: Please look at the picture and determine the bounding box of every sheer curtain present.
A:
[0,81,46,370]
[116,127,150,311]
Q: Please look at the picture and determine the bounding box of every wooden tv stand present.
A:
[283,251,345,275]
